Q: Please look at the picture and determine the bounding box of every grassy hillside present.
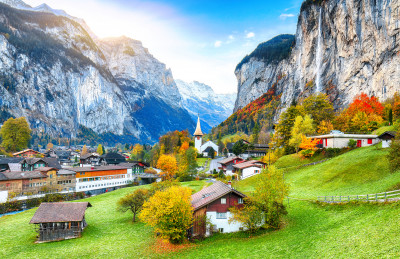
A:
[2,146,400,258]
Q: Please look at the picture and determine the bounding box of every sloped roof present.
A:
[233,160,265,170]
[377,131,397,139]
[191,181,246,211]
[30,202,92,223]
[1,171,47,180]
[0,172,7,180]
[218,156,243,165]
[70,165,129,172]
[38,167,57,172]
[80,153,99,160]
[12,149,43,156]
[0,157,24,165]
[193,116,203,136]
[58,169,76,175]
[100,153,125,159]
[203,146,215,152]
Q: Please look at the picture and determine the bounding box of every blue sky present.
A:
[26,0,304,93]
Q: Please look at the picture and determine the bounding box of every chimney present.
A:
[227,181,232,188]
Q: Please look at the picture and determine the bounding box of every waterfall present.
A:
[315,8,323,92]
[296,24,303,91]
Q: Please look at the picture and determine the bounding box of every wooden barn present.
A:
[29,202,92,242]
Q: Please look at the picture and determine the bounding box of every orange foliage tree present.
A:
[334,93,384,132]
[299,136,319,157]
[157,154,178,179]
[140,186,193,244]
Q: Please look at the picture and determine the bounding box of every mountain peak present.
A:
[0,0,31,9]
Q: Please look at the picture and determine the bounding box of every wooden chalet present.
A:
[13,149,44,158]
[30,202,92,242]
[191,181,246,237]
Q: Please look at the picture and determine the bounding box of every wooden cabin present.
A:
[29,202,92,242]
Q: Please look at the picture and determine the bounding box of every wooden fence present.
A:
[317,189,400,203]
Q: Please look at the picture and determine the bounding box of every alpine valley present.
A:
[0,0,235,144]
[229,0,400,128]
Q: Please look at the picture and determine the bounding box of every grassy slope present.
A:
[373,125,396,135]
[0,181,208,259]
[2,146,400,258]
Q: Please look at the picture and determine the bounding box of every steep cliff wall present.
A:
[234,0,400,117]
[0,3,195,143]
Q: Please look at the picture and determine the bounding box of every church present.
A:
[194,116,219,157]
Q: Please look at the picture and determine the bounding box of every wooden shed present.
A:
[29,202,92,242]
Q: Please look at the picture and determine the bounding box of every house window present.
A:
[218,228,224,233]
[368,138,373,144]
[216,213,227,219]
[221,198,226,204]
[238,198,243,204]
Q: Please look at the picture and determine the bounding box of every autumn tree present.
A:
[388,136,400,172]
[140,186,193,244]
[131,144,144,160]
[299,136,319,157]
[0,117,31,152]
[274,105,303,147]
[317,120,334,134]
[117,189,149,222]
[96,144,104,155]
[289,115,314,153]
[157,154,178,179]
[229,199,264,232]
[81,145,88,156]
[46,143,54,150]
[300,93,335,126]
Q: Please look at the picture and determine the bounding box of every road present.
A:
[207,157,224,174]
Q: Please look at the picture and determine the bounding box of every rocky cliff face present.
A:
[175,80,236,133]
[0,2,194,143]
[234,0,400,117]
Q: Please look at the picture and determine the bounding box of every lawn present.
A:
[197,158,208,167]
[373,125,396,135]
[2,146,400,258]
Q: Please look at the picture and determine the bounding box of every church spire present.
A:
[194,116,203,136]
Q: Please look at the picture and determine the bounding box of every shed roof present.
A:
[191,181,246,211]
[233,160,265,169]
[30,202,92,224]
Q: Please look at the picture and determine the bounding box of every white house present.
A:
[309,131,379,148]
[233,160,265,180]
[191,181,246,237]
[377,131,396,148]
[194,116,219,156]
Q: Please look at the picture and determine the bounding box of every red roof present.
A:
[191,181,246,211]
[218,156,243,165]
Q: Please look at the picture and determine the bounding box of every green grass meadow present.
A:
[2,146,400,258]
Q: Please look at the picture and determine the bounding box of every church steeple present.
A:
[194,116,203,136]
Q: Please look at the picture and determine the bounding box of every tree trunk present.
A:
[132,211,136,222]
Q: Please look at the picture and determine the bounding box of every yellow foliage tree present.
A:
[317,120,334,134]
[46,143,54,150]
[140,186,193,244]
[299,136,320,157]
[157,154,178,179]
[81,145,88,156]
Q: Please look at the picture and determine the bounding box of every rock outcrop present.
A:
[234,0,400,118]
[0,2,194,143]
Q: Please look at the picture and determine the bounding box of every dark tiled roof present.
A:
[80,154,99,160]
[23,158,43,165]
[378,131,397,139]
[100,153,125,159]
[218,156,243,165]
[30,202,92,224]
[43,158,62,169]
[1,171,47,180]
[0,172,7,180]
[70,165,129,172]
[191,181,246,211]
[203,146,215,152]
[0,157,24,165]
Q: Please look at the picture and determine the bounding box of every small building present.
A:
[309,131,379,148]
[218,156,244,175]
[0,157,23,172]
[242,144,269,159]
[233,160,265,180]
[79,153,100,167]
[29,202,92,242]
[0,171,47,195]
[202,146,216,157]
[99,153,126,165]
[194,116,219,156]
[191,181,246,237]
[377,131,397,148]
[12,149,44,158]
[20,158,62,172]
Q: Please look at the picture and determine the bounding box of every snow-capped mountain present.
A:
[176,80,236,133]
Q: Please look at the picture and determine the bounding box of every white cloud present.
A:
[280,13,295,20]
[228,35,234,40]
[246,32,255,38]
[214,40,222,47]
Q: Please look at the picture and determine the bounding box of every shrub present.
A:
[324,148,341,158]
[348,139,357,148]
[388,137,400,172]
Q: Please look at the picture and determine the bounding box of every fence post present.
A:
[348,196,350,202]
[385,192,387,201]
[357,195,358,201]
[367,194,369,202]
[340,196,341,202]
[332,196,334,202]
[325,196,327,202]
[375,194,378,202]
